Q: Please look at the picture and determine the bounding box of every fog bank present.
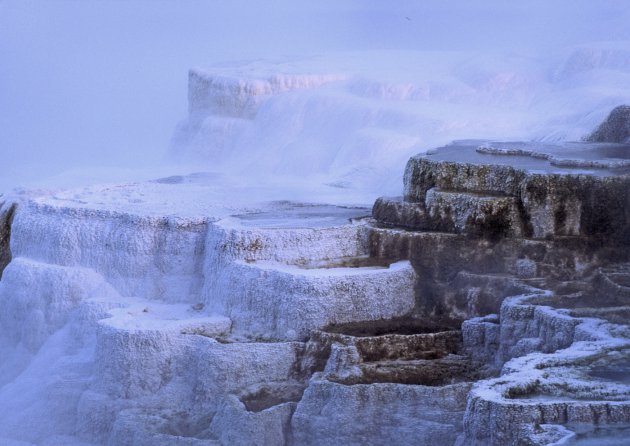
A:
[1,1,630,193]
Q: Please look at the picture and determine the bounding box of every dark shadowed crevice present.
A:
[0,202,17,279]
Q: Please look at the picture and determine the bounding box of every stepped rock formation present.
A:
[374,140,630,445]
[0,139,628,445]
[1,75,630,445]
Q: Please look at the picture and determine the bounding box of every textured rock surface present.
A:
[391,141,630,241]
[1,138,630,445]
[372,140,630,446]
[292,377,471,446]
[586,105,630,143]
[205,259,416,340]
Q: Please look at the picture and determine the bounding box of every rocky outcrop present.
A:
[461,285,630,445]
[586,105,630,143]
[379,141,630,242]
[371,141,630,445]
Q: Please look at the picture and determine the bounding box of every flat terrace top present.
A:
[232,202,370,229]
[422,140,630,177]
[23,172,372,229]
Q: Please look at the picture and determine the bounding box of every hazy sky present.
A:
[1,0,629,190]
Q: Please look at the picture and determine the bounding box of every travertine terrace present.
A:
[0,69,629,446]
[374,139,630,445]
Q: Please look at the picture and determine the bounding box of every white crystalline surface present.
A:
[7,167,628,445]
[172,47,630,199]
[0,174,418,444]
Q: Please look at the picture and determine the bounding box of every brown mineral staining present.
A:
[362,140,630,445]
[390,142,630,243]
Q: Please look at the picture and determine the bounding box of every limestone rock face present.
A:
[586,105,630,143]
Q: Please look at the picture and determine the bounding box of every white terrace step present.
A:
[11,200,212,304]
[12,184,371,304]
[82,334,303,443]
[187,69,347,120]
[292,376,471,446]
[100,300,231,337]
[107,407,222,446]
[0,257,121,353]
[204,258,416,341]
[206,204,370,266]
